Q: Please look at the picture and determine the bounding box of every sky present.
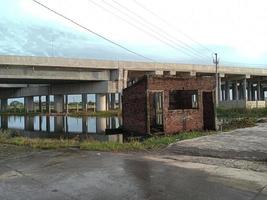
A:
[1,0,267,67]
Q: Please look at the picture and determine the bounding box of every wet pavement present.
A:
[167,123,267,161]
[0,145,267,200]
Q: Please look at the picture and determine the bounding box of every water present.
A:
[0,115,123,142]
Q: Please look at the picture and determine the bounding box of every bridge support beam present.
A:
[82,94,88,112]
[39,96,42,112]
[96,94,107,112]
[232,81,238,100]
[218,76,222,101]
[1,115,8,129]
[251,85,256,101]
[54,95,64,113]
[247,82,252,101]
[24,96,34,113]
[65,95,69,114]
[1,98,8,112]
[82,116,88,133]
[46,96,51,114]
[54,116,64,133]
[24,116,34,131]
[96,117,107,133]
[242,78,247,100]
[110,93,116,110]
[257,82,261,100]
[225,81,230,101]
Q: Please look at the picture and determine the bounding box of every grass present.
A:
[217,108,261,131]
[220,117,257,131]
[0,130,79,149]
[217,107,267,119]
[68,109,121,117]
[0,109,121,117]
[0,130,214,152]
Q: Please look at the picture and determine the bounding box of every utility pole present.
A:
[213,53,219,106]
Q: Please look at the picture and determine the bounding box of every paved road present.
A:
[0,145,267,200]
[167,123,267,161]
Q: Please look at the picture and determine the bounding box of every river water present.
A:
[0,115,123,142]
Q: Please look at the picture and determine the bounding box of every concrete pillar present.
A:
[251,85,256,101]
[65,116,69,133]
[82,94,88,112]
[39,116,42,131]
[257,82,261,100]
[232,81,238,100]
[260,86,265,100]
[24,96,34,113]
[39,96,42,112]
[96,117,107,133]
[54,116,64,133]
[82,116,88,133]
[218,77,222,101]
[225,81,230,101]
[46,116,50,132]
[65,95,69,114]
[1,99,8,112]
[123,69,128,89]
[96,94,107,111]
[239,83,242,100]
[110,117,117,129]
[118,93,122,109]
[1,115,8,129]
[54,95,64,113]
[242,79,247,100]
[106,94,109,111]
[110,93,116,110]
[24,116,34,131]
[221,85,225,101]
[46,95,50,114]
[247,82,252,101]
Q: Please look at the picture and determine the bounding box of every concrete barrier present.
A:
[219,100,266,109]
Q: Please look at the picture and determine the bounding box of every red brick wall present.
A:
[163,90,204,134]
[122,78,147,135]
[147,76,215,134]
[122,75,215,135]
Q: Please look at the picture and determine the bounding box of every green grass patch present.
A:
[80,131,215,152]
[0,130,79,149]
[68,109,121,117]
[220,117,257,131]
[217,107,267,118]
[0,130,214,152]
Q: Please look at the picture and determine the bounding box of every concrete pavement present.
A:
[167,123,267,161]
[0,144,267,200]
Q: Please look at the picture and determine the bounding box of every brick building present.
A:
[122,75,216,135]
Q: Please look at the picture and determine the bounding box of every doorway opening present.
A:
[202,92,215,130]
[148,91,163,133]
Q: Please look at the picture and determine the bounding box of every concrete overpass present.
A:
[1,55,267,113]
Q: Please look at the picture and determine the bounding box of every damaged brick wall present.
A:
[147,76,215,134]
[122,78,148,134]
[122,75,215,135]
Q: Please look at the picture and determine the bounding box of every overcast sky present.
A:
[1,0,267,66]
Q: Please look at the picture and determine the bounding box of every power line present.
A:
[100,0,208,61]
[32,0,156,62]
[110,0,210,60]
[89,0,207,62]
[132,0,214,54]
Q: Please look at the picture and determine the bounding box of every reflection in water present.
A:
[0,115,122,142]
